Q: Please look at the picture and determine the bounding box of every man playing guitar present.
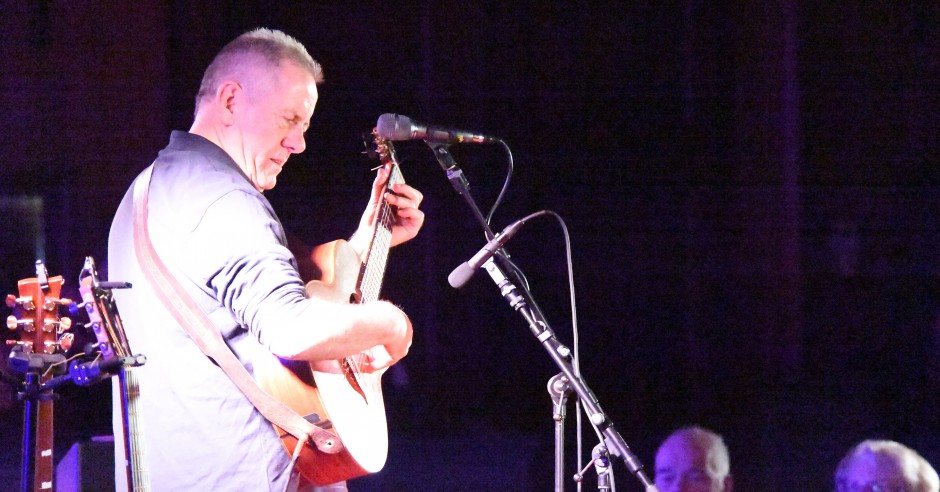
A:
[107,28,424,492]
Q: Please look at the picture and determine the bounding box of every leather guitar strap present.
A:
[131,164,341,455]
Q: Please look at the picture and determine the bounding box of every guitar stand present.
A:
[8,348,67,492]
[9,344,138,492]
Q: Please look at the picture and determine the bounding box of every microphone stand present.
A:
[594,443,612,492]
[548,373,572,492]
[482,261,656,491]
[426,142,549,319]
[428,141,658,491]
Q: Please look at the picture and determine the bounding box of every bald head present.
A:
[835,440,939,492]
[655,426,732,492]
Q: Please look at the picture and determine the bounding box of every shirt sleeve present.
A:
[180,188,316,347]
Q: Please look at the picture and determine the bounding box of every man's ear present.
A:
[216,81,241,126]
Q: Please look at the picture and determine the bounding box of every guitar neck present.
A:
[77,258,149,491]
[24,390,54,492]
[120,368,149,491]
[359,151,405,303]
[9,267,70,492]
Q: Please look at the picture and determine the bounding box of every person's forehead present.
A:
[842,453,908,482]
[657,437,711,467]
[259,62,318,114]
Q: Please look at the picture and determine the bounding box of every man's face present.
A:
[233,60,318,191]
[655,436,729,492]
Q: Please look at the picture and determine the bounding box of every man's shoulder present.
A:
[158,147,251,193]
[142,141,266,234]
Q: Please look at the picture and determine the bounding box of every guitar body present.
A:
[254,240,388,485]
[255,131,405,485]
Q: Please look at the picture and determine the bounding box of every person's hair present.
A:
[834,439,939,492]
[659,425,731,478]
[194,28,323,113]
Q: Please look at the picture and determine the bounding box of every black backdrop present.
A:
[1,2,938,490]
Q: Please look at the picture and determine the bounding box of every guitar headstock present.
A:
[370,128,405,188]
[78,255,136,361]
[371,130,392,164]
[6,260,74,360]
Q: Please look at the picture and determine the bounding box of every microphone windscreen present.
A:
[447,263,475,289]
[376,113,414,141]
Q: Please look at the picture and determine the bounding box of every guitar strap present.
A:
[131,164,342,455]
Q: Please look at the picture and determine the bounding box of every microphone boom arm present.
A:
[427,142,495,239]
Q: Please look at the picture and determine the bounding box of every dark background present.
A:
[1,2,938,490]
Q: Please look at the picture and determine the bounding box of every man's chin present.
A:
[259,177,277,191]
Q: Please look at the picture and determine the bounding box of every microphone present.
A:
[448,219,524,289]
[376,113,498,144]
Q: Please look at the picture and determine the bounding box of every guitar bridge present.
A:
[341,357,369,404]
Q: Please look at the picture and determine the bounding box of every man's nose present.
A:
[284,127,306,154]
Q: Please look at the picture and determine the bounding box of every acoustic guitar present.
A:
[254,130,405,485]
[6,260,73,492]
[78,256,148,491]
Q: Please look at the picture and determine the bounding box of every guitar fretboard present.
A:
[359,146,405,304]
[122,368,149,491]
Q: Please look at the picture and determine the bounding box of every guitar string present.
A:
[87,287,148,489]
[349,198,393,377]
[349,163,400,381]
[125,368,149,489]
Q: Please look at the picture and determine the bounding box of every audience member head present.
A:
[654,426,733,492]
[834,439,939,492]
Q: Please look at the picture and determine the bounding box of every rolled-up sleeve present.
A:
[183,188,314,348]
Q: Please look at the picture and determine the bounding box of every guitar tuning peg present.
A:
[43,297,72,311]
[7,315,32,331]
[59,333,75,352]
[59,317,72,333]
[7,295,34,310]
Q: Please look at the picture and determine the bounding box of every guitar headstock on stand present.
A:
[76,255,144,376]
[77,256,149,491]
[5,259,73,492]
[5,260,73,382]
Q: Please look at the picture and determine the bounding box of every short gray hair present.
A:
[835,440,939,492]
[659,426,731,478]
[195,28,323,111]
